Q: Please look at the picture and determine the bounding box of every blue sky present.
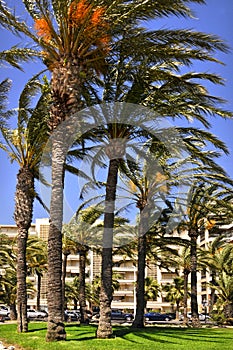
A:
[0,0,233,225]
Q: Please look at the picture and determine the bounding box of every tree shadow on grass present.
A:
[113,326,178,345]
[66,324,97,341]
[113,326,230,346]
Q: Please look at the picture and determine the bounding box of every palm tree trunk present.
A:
[16,227,28,333]
[189,229,200,328]
[36,271,41,311]
[132,234,146,328]
[224,303,233,319]
[46,60,82,341]
[79,249,88,324]
[46,135,67,342]
[96,158,119,339]
[10,303,17,320]
[14,166,34,333]
[183,270,189,325]
[176,301,180,320]
[209,270,217,314]
[132,206,149,328]
[62,252,69,318]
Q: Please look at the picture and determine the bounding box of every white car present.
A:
[180,312,210,321]
[0,305,10,320]
[27,309,47,319]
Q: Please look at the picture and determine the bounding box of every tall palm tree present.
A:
[118,136,228,328]
[1,0,231,340]
[0,77,50,332]
[180,181,233,327]
[81,20,232,336]
[120,156,172,328]
[1,0,110,340]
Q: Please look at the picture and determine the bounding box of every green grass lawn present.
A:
[0,322,233,350]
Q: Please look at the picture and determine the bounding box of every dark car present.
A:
[144,312,172,322]
[111,309,134,321]
[165,312,176,320]
[92,309,134,322]
[64,310,80,322]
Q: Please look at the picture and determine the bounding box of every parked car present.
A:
[92,309,134,322]
[27,309,48,319]
[111,309,134,321]
[165,312,176,320]
[179,312,210,321]
[64,310,80,322]
[144,312,172,322]
[199,313,210,321]
[0,305,10,317]
[0,305,10,321]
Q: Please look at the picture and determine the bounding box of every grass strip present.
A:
[0,322,232,350]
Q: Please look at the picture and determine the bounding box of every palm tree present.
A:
[121,158,171,328]
[163,277,185,320]
[200,237,233,313]
[0,233,17,320]
[0,234,37,320]
[61,227,78,312]
[26,237,48,311]
[64,206,103,324]
[0,77,49,332]
[1,0,110,340]
[211,272,233,322]
[144,277,160,310]
[1,0,231,340]
[65,276,93,311]
[83,25,232,337]
[179,181,233,327]
[119,140,225,328]
[0,79,13,129]
[174,246,191,324]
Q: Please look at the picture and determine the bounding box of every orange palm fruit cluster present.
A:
[34,18,52,42]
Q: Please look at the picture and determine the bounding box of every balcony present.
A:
[114,290,133,296]
[113,266,136,272]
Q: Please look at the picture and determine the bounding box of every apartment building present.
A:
[1,218,231,314]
